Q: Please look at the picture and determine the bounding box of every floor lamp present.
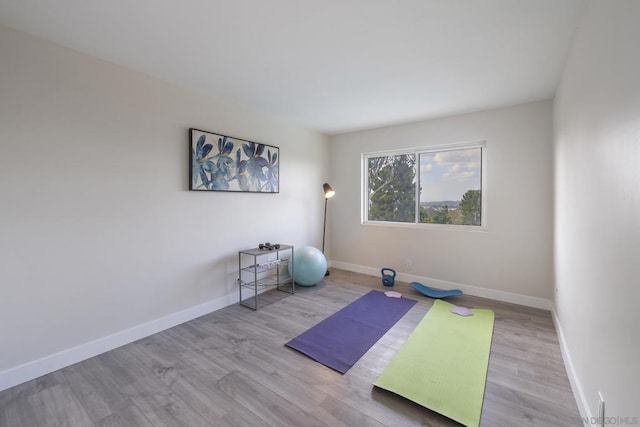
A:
[322,183,335,276]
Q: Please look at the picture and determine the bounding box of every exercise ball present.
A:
[288,246,327,286]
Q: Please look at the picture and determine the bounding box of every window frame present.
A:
[362,141,487,231]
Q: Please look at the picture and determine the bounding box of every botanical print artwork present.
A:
[190,128,279,193]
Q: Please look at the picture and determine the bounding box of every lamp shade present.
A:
[323,183,335,199]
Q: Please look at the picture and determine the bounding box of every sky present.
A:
[419,147,481,202]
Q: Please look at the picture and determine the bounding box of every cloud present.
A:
[421,148,481,183]
[443,169,476,179]
[459,171,476,179]
[433,149,479,165]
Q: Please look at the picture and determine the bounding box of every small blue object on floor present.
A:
[381,268,396,287]
[410,281,463,299]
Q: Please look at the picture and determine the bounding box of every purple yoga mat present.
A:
[285,290,417,374]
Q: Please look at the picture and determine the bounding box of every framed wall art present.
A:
[189,128,279,193]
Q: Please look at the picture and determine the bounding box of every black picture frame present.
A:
[189,128,279,193]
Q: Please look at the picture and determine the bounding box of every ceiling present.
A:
[0,0,586,135]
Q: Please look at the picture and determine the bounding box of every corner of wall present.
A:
[551,308,591,423]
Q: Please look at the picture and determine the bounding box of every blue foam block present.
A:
[410,282,463,299]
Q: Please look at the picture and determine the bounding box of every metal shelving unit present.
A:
[238,245,294,310]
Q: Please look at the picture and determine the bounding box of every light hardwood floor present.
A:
[0,269,582,426]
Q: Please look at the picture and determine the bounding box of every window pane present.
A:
[367,154,416,222]
[419,148,482,226]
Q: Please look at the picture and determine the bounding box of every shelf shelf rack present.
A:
[238,245,295,310]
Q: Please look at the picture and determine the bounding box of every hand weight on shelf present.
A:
[258,243,281,251]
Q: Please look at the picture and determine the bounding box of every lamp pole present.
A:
[322,196,328,254]
[322,183,335,276]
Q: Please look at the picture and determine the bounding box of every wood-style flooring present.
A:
[0,269,582,426]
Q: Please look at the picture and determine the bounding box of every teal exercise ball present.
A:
[288,246,327,286]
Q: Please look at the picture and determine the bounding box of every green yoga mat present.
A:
[374,299,495,427]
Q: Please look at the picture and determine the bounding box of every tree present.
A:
[421,206,452,224]
[433,205,451,224]
[459,189,481,225]
[368,154,416,222]
[419,206,434,223]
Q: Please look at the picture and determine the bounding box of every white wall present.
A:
[554,0,640,421]
[0,25,329,389]
[329,101,554,305]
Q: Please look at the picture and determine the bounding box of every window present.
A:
[363,142,485,228]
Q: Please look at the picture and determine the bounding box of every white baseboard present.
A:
[330,261,553,310]
[551,308,591,425]
[0,292,239,392]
